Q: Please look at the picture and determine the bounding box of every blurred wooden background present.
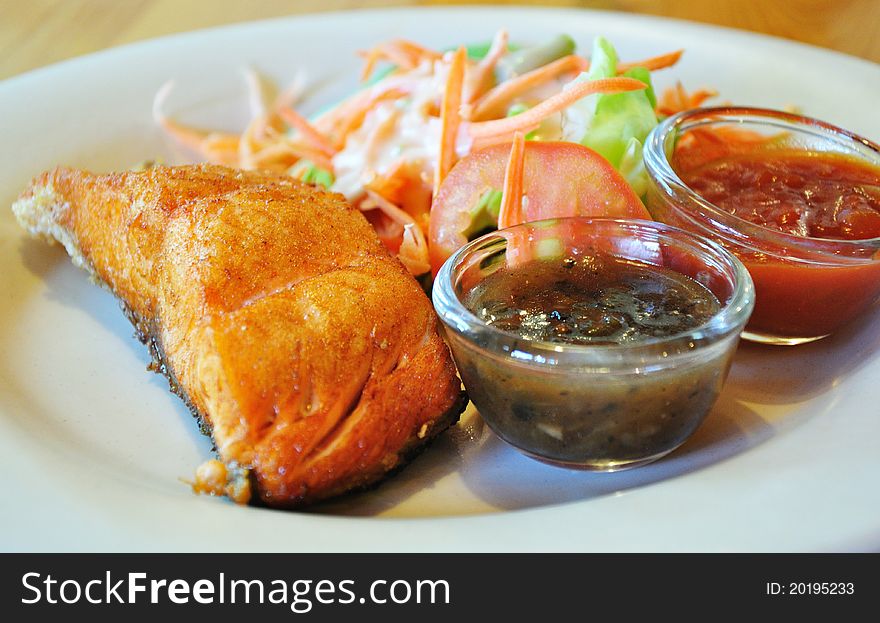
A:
[1,0,878,80]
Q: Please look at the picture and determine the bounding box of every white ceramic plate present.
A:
[1,7,879,552]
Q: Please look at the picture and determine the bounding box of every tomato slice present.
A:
[429,141,651,274]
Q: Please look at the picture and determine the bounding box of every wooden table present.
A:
[1,0,878,80]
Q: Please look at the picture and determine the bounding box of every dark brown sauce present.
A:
[465,254,721,345]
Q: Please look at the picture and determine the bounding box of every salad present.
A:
[154,32,716,277]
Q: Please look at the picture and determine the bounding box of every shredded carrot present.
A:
[364,189,417,226]
[202,150,240,166]
[394,39,443,62]
[272,72,306,111]
[153,81,210,153]
[316,86,410,148]
[243,67,270,120]
[200,134,242,165]
[158,121,246,167]
[498,134,533,269]
[673,126,778,172]
[685,127,728,147]
[471,55,588,120]
[238,116,264,170]
[675,82,689,108]
[497,132,526,229]
[250,145,300,169]
[433,46,467,198]
[365,159,422,206]
[472,49,682,121]
[467,29,509,105]
[468,76,646,139]
[253,141,334,171]
[365,172,405,204]
[153,36,709,271]
[684,88,717,107]
[365,210,405,252]
[699,126,771,143]
[202,134,240,152]
[469,127,538,152]
[359,43,413,81]
[359,39,443,81]
[277,105,337,157]
[156,117,215,154]
[359,53,380,83]
[617,49,684,73]
[155,90,243,162]
[398,222,431,275]
[362,188,431,274]
[657,82,718,116]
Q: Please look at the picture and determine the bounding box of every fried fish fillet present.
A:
[12,164,466,508]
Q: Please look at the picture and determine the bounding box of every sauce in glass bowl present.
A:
[433,218,754,470]
[678,150,880,241]
[645,107,880,344]
[466,254,721,345]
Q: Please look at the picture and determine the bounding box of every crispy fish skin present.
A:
[13,164,466,508]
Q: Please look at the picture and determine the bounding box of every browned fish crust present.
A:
[13,164,467,508]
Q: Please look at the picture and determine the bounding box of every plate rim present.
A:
[2,5,879,553]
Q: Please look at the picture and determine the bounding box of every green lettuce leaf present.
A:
[561,37,658,195]
[288,160,335,189]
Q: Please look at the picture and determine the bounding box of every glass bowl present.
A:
[432,218,754,470]
[644,106,880,345]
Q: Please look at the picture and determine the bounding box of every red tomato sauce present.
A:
[668,141,880,340]
[679,150,880,240]
[742,259,880,337]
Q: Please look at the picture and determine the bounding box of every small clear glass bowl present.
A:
[644,106,880,345]
[432,218,754,470]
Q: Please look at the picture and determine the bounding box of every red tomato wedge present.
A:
[428,141,651,274]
